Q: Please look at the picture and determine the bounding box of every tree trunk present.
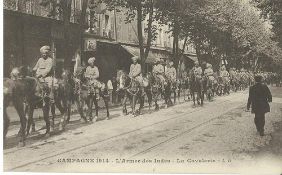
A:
[172,20,180,69]
[137,2,145,75]
[144,0,154,63]
[79,0,89,65]
[62,0,72,70]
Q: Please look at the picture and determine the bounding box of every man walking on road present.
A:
[247,75,272,136]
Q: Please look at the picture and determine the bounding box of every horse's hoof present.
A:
[18,141,26,147]
[44,133,51,138]
[93,116,98,122]
[32,127,36,133]
[58,124,65,131]
[81,118,88,123]
[105,117,110,120]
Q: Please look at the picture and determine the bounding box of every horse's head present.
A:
[74,67,87,83]
[118,71,130,89]
[61,69,73,81]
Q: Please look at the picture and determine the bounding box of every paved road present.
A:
[4,87,282,174]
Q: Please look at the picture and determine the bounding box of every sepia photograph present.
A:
[2,0,282,174]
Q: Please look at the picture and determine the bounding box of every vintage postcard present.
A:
[2,0,282,174]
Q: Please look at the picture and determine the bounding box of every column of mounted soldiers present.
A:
[3,46,282,146]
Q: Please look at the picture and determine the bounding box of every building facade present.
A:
[4,0,197,80]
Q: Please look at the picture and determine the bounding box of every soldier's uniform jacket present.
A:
[229,70,236,79]
[33,57,53,78]
[204,68,214,76]
[85,66,102,95]
[129,63,141,78]
[153,64,164,75]
[33,57,58,88]
[85,66,99,80]
[165,67,177,82]
[193,66,203,78]
[129,63,143,86]
[220,70,230,77]
[153,64,166,84]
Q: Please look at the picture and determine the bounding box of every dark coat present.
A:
[247,83,272,114]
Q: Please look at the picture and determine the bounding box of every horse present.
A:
[189,70,204,106]
[3,66,66,146]
[75,67,110,121]
[203,75,216,101]
[117,70,147,116]
[4,76,30,146]
[146,72,172,110]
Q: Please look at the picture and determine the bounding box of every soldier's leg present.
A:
[95,88,100,100]
[259,113,266,135]
[254,113,260,132]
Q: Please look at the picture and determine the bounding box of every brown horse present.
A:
[189,69,204,106]
[116,70,153,116]
[4,66,67,147]
[74,67,110,121]
[4,76,30,146]
[146,72,172,110]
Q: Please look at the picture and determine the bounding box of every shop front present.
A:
[4,9,80,77]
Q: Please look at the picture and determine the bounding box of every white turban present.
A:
[155,57,161,64]
[169,61,174,66]
[88,57,96,64]
[40,45,51,54]
[131,56,139,61]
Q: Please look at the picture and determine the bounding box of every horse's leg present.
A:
[26,104,35,136]
[75,95,87,122]
[138,95,144,115]
[93,96,98,122]
[192,90,196,106]
[3,105,10,141]
[14,97,26,146]
[87,95,94,121]
[132,94,137,116]
[103,95,110,120]
[42,100,51,137]
[154,92,159,111]
[146,89,152,110]
[122,93,128,115]
[173,89,177,104]
[50,103,56,131]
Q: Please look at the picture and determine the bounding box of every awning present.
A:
[184,54,198,62]
[121,45,170,64]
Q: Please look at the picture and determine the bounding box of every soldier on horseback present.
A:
[204,63,216,83]
[204,63,216,99]
[220,66,230,82]
[219,65,230,94]
[165,61,177,85]
[153,58,167,91]
[192,61,203,79]
[33,46,58,99]
[85,57,101,100]
[129,56,145,96]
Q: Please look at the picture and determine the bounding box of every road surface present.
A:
[3,87,282,174]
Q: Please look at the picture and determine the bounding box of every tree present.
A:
[253,0,282,47]
[103,0,157,75]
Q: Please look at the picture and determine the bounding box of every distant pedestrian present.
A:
[247,75,272,136]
